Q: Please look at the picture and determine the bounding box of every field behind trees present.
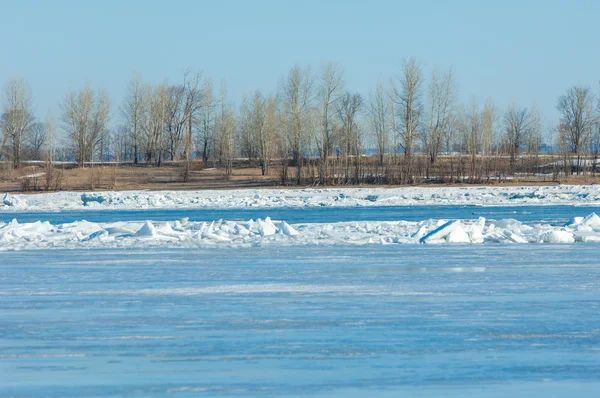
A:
[2,59,600,192]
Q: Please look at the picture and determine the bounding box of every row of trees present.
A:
[2,60,600,184]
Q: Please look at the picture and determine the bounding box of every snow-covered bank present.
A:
[2,213,600,251]
[2,185,600,212]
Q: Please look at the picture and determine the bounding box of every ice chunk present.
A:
[420,220,464,244]
[412,226,428,241]
[3,193,26,207]
[234,224,251,236]
[495,218,521,229]
[83,229,110,241]
[580,235,600,242]
[257,218,277,236]
[446,224,471,243]
[135,221,157,237]
[467,218,486,244]
[502,230,528,243]
[574,224,593,232]
[104,226,135,235]
[278,221,299,236]
[582,213,600,228]
[542,230,575,244]
[157,222,177,236]
[81,192,111,206]
[566,216,584,226]
[57,220,102,236]
[202,232,231,242]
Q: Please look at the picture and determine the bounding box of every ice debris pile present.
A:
[416,213,600,244]
[2,185,600,211]
[2,193,27,208]
[2,213,600,250]
[81,192,111,206]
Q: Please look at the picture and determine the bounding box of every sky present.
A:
[1,0,599,133]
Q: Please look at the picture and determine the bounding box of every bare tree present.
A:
[503,103,531,171]
[391,58,424,183]
[44,112,56,163]
[275,102,290,184]
[1,78,35,168]
[337,92,363,183]
[593,97,600,173]
[43,113,58,190]
[280,64,315,185]
[197,77,216,164]
[424,66,456,164]
[527,102,542,154]
[239,94,256,161]
[591,122,600,174]
[369,82,390,166]
[61,83,111,166]
[465,99,481,179]
[481,98,497,155]
[317,63,344,183]
[120,73,144,163]
[112,124,129,164]
[26,122,46,160]
[557,86,595,175]
[139,83,168,166]
[248,91,278,176]
[183,71,203,162]
[163,84,186,160]
[387,80,399,160]
[215,81,235,176]
[249,91,268,174]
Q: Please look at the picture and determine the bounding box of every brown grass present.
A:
[1,157,599,194]
[0,163,281,193]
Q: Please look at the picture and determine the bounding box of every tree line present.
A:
[2,59,600,185]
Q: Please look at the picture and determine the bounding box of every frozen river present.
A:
[2,242,600,397]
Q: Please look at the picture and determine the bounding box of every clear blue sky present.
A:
[2,0,599,130]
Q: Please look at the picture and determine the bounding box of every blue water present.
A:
[2,244,600,397]
[1,205,599,225]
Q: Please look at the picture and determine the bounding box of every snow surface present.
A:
[2,184,600,212]
[2,213,600,250]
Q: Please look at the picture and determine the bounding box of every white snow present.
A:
[2,185,600,212]
[2,214,600,251]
